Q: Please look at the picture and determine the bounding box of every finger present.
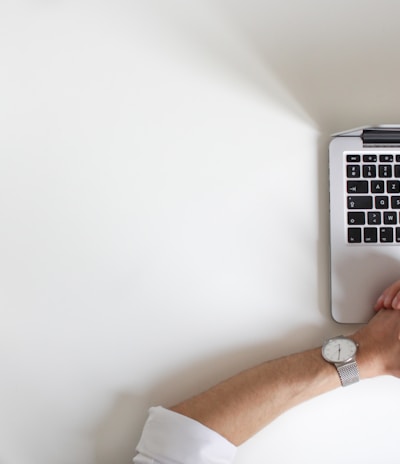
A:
[384,281,400,309]
[391,291,400,310]
[374,280,400,310]
[374,293,385,311]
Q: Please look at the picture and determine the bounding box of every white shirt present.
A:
[133,406,237,464]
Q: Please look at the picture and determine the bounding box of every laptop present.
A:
[329,125,400,323]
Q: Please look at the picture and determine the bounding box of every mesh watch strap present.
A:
[336,360,360,387]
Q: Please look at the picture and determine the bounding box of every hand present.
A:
[374,280,400,310]
[352,309,400,379]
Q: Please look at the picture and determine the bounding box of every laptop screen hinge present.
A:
[362,129,400,147]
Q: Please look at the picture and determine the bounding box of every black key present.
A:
[347,165,360,178]
[387,180,400,193]
[363,154,377,162]
[380,227,394,243]
[375,196,389,209]
[348,212,365,225]
[395,165,400,177]
[396,155,400,162]
[380,154,394,162]
[379,165,392,178]
[391,196,400,209]
[347,196,373,209]
[347,181,368,194]
[364,227,378,243]
[384,211,397,224]
[371,180,384,193]
[363,165,376,178]
[396,227,400,242]
[348,228,362,243]
[368,212,381,225]
[347,154,360,162]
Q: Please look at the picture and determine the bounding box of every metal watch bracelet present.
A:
[336,361,360,387]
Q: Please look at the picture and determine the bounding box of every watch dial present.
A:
[323,338,356,363]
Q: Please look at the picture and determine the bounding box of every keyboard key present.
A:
[348,228,362,243]
[396,227,400,242]
[347,154,360,162]
[380,227,394,243]
[364,227,378,243]
[363,154,377,162]
[379,165,392,178]
[384,211,397,224]
[380,154,394,162]
[395,165,400,177]
[363,165,376,178]
[387,180,400,193]
[371,180,384,193]
[368,212,381,224]
[348,212,365,225]
[347,165,360,178]
[347,196,373,209]
[391,196,400,209]
[347,180,368,194]
[375,196,389,209]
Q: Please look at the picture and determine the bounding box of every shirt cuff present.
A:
[133,406,237,464]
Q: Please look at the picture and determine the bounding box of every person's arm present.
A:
[170,347,338,445]
[170,308,400,446]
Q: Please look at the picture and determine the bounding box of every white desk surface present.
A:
[2,1,400,463]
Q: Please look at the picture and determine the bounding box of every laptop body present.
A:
[329,126,400,323]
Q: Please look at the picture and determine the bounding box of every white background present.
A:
[1,1,400,463]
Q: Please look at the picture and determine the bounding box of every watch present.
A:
[321,336,360,387]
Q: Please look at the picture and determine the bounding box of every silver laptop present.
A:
[329,126,400,323]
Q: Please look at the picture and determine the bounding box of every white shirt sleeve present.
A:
[133,406,237,464]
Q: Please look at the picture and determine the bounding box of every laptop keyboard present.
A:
[346,152,400,244]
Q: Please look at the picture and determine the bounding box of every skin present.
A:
[170,282,400,446]
[374,279,400,310]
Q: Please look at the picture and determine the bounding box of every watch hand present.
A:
[337,345,341,361]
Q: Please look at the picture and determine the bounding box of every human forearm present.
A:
[170,347,340,445]
[170,308,400,446]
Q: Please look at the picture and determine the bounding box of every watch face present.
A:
[322,337,357,363]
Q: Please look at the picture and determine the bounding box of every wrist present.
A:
[350,331,385,379]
